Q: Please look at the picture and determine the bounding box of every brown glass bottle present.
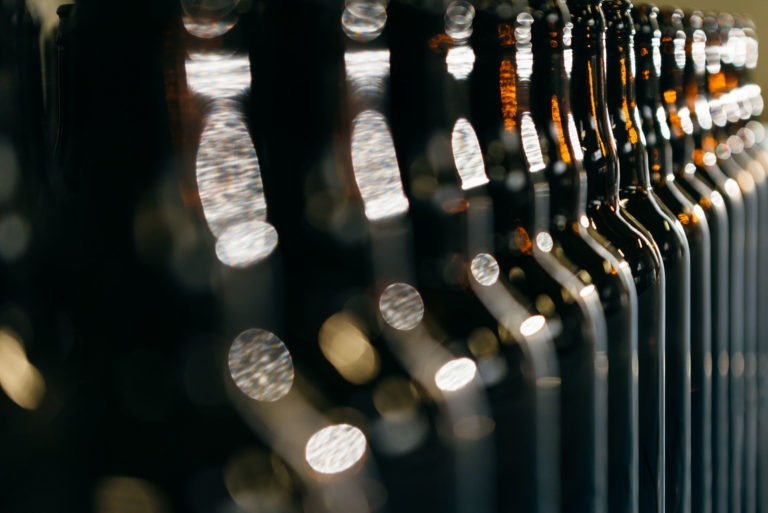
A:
[713,16,765,513]
[633,6,711,513]
[387,2,565,511]
[466,1,610,511]
[701,14,758,513]
[522,1,639,512]
[566,1,665,512]
[657,9,731,513]
[603,3,693,511]
[678,12,747,513]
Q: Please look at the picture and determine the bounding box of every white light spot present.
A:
[446,45,476,80]
[342,0,387,42]
[520,314,546,337]
[445,0,475,42]
[215,219,278,268]
[435,357,477,392]
[379,283,424,331]
[305,424,367,474]
[470,253,500,286]
[186,53,251,98]
[451,118,488,189]
[228,329,294,402]
[536,232,553,252]
[711,191,725,208]
[579,284,597,298]
[351,110,409,221]
[345,50,390,97]
[724,178,741,199]
[521,114,546,172]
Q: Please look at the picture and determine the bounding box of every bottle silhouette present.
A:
[566,1,665,511]
[602,2,693,512]
[458,1,611,511]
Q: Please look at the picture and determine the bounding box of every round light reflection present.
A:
[305,424,367,474]
[470,253,500,286]
[379,283,425,331]
[228,329,294,402]
[435,357,477,392]
[215,220,278,268]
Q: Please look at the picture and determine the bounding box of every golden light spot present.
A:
[0,329,45,410]
[535,294,556,317]
[468,328,500,358]
[319,312,380,385]
[663,89,677,105]
[373,377,420,419]
[677,212,690,225]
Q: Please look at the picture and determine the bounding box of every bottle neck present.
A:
[471,6,551,238]
[389,0,476,266]
[603,0,651,189]
[658,11,695,171]
[632,6,673,184]
[567,0,620,205]
[530,0,588,224]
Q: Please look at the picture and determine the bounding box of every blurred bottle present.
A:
[602,1,693,512]
[523,1,638,512]
[441,0,611,510]
[634,6,714,513]
[566,1,665,511]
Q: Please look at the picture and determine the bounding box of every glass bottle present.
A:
[679,11,746,513]
[700,14,758,513]
[712,17,766,513]
[386,2,564,511]
[602,3,693,511]
[463,1,611,511]
[731,16,768,513]
[633,6,712,513]
[180,2,498,512]
[566,1,665,511]
[656,9,732,513]
[523,1,638,512]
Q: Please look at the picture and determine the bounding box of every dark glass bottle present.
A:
[712,17,766,513]
[633,6,710,513]
[523,2,639,513]
[659,10,730,511]
[385,2,564,512]
[566,1,665,512]
[603,3,693,511]
[656,9,732,513]
[679,12,746,513]
[179,2,509,512]
[465,1,611,511]
[732,17,768,513]
[700,14,758,513]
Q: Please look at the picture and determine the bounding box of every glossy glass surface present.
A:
[525,2,639,513]
[567,1,665,512]
[388,3,563,512]
[467,2,610,511]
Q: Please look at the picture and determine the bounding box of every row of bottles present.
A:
[1,0,767,512]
